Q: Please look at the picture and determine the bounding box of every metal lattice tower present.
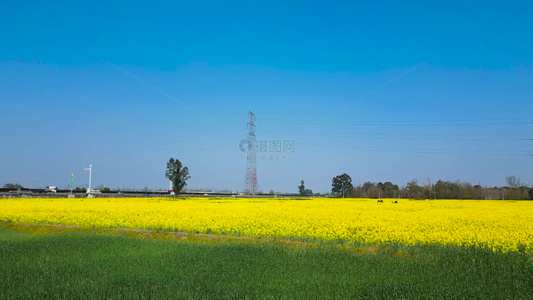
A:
[245,111,257,195]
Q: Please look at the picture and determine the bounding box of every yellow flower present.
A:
[0,197,532,253]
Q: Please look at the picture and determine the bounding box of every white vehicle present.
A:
[45,186,57,193]
[87,189,101,194]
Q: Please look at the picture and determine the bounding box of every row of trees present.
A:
[327,174,533,200]
[4,158,531,200]
[166,161,532,199]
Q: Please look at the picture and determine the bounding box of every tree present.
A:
[506,176,521,189]
[165,158,190,196]
[361,181,377,198]
[382,181,399,198]
[269,189,275,195]
[331,173,353,198]
[529,188,533,200]
[506,176,523,200]
[3,183,23,189]
[304,189,313,196]
[298,180,305,196]
[406,179,424,199]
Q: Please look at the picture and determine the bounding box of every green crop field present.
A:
[1,224,533,299]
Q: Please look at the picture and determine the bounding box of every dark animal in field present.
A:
[392,200,398,204]
[377,199,384,203]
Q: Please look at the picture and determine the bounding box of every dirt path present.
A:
[0,221,308,247]
[0,220,386,255]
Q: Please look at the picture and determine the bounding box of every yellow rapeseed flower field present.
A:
[1,197,532,253]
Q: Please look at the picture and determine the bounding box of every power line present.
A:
[299,142,531,156]
[257,129,529,141]
[261,119,531,126]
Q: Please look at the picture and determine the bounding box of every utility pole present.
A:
[244,112,257,195]
[69,173,75,198]
[83,164,92,196]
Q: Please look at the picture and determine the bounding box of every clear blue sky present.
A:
[1,0,532,192]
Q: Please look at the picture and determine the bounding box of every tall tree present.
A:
[298,180,305,196]
[506,176,522,200]
[165,158,190,196]
[506,176,521,189]
[331,173,353,198]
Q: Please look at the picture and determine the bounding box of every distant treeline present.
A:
[349,178,533,200]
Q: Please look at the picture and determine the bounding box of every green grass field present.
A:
[1,226,533,299]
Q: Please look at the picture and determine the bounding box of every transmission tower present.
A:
[245,111,257,195]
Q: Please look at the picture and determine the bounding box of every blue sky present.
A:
[1,0,531,192]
